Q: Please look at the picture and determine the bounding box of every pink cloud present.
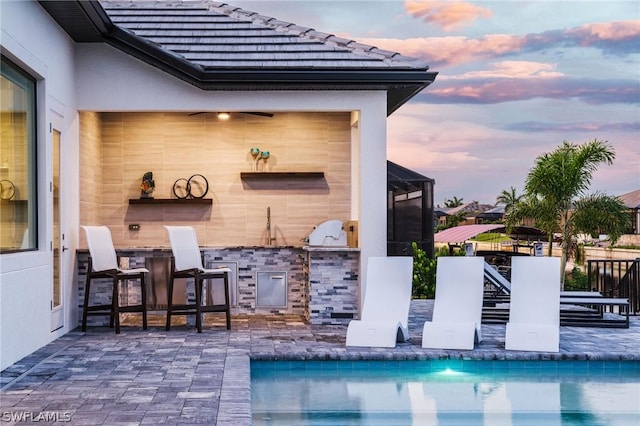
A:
[386,102,639,204]
[404,0,492,31]
[447,61,565,79]
[360,20,640,67]
[419,77,639,104]
[568,21,640,43]
[362,35,526,67]
[359,24,639,106]
[505,121,640,133]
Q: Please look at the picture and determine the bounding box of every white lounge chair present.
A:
[505,257,560,352]
[484,260,597,300]
[483,261,511,294]
[422,256,485,350]
[345,256,413,348]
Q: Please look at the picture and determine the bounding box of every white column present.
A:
[356,96,388,312]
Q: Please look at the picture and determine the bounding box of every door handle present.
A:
[62,246,69,252]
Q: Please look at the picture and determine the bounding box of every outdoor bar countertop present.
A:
[77,245,360,252]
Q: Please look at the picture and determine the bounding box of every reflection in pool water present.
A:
[251,360,640,426]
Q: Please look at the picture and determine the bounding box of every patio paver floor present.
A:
[1,300,639,425]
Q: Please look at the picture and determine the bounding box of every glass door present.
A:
[51,126,64,332]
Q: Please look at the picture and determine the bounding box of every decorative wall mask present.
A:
[140,172,155,199]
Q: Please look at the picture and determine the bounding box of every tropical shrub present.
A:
[564,267,589,291]
[411,242,466,298]
[411,242,437,299]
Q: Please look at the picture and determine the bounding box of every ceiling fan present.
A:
[188,111,274,119]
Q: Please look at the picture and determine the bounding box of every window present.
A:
[1,56,37,253]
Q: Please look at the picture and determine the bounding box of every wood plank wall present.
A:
[79,111,352,248]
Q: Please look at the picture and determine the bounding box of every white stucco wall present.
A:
[0,0,80,370]
[75,43,389,302]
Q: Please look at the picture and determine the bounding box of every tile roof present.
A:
[100,1,428,71]
[618,189,640,209]
[434,224,506,243]
[478,205,506,215]
[388,161,434,193]
[434,224,546,243]
[446,201,494,216]
[38,0,437,113]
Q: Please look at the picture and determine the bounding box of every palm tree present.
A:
[446,210,468,228]
[507,194,559,256]
[508,139,629,284]
[496,186,524,219]
[571,193,629,243]
[444,196,464,208]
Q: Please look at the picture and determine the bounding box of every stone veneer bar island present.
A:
[77,246,360,327]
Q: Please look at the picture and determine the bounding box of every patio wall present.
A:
[464,241,639,262]
[79,111,352,249]
[583,246,640,261]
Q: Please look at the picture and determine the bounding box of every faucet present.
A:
[266,207,276,246]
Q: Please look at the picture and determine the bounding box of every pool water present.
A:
[251,360,640,426]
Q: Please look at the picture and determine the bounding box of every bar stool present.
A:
[81,226,148,333]
[164,226,231,333]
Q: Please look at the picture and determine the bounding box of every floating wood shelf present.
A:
[128,198,212,205]
[240,172,324,179]
[1,199,28,204]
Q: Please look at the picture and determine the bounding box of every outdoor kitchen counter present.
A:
[76,245,360,326]
[303,246,360,252]
[302,246,360,324]
[87,245,360,250]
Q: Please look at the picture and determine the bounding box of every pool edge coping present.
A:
[230,351,640,425]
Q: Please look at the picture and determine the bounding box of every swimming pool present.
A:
[251,360,640,425]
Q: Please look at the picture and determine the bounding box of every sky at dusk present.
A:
[231,0,639,206]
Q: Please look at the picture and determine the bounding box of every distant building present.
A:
[439,201,494,226]
[434,207,449,227]
[476,205,506,224]
[387,162,435,257]
[618,189,640,235]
